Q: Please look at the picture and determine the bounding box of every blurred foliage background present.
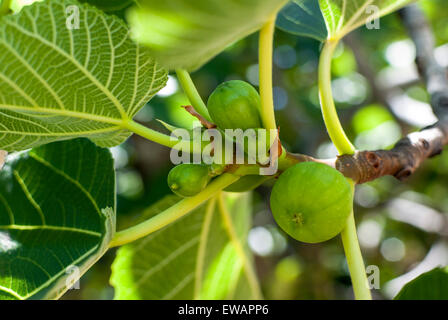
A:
[12,0,447,299]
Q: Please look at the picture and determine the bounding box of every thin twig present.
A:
[336,121,448,183]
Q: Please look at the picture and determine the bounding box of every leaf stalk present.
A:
[318,40,355,155]
[318,39,371,300]
[259,16,278,131]
[109,173,240,247]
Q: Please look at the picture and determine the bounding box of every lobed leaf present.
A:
[111,193,257,300]
[0,0,167,152]
[395,267,448,300]
[128,0,289,71]
[0,139,116,300]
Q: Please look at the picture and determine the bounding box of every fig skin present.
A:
[168,164,212,197]
[207,80,262,130]
[270,162,353,243]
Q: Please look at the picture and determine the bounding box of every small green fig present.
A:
[270,162,352,243]
[168,164,211,197]
[207,80,262,130]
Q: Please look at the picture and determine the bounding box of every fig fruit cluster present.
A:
[168,80,353,244]
[168,80,269,197]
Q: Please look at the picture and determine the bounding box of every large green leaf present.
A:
[0,0,167,152]
[278,0,415,41]
[276,0,328,42]
[128,0,289,71]
[111,193,258,300]
[0,139,116,300]
[395,267,448,300]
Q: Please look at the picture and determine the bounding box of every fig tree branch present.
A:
[287,4,448,184]
[335,121,448,183]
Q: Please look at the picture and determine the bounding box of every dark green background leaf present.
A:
[395,267,448,300]
[0,139,115,300]
[111,193,259,299]
[276,0,328,42]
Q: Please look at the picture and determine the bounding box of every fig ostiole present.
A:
[270,162,353,244]
[207,80,262,130]
[167,164,212,197]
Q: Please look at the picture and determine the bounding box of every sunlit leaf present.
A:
[320,0,416,40]
[0,139,116,300]
[128,0,289,71]
[0,0,167,152]
[395,267,448,300]
[111,193,258,299]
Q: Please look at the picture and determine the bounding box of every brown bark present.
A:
[286,119,448,184]
[336,120,448,183]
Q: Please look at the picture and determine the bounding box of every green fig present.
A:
[270,162,353,243]
[168,164,212,197]
[207,80,262,130]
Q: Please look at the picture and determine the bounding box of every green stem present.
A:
[194,198,217,299]
[259,16,277,131]
[341,182,371,300]
[318,40,355,155]
[319,40,371,300]
[124,119,202,152]
[341,213,371,300]
[109,173,240,247]
[0,0,11,16]
[176,69,212,122]
[217,193,263,300]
